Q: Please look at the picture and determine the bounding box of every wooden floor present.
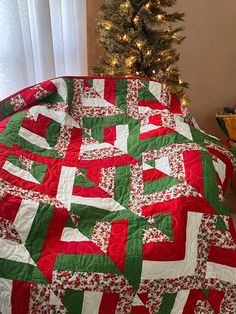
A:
[225,185,236,228]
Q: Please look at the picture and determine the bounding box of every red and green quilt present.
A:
[0,76,236,313]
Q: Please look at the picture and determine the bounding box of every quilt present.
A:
[0,76,235,314]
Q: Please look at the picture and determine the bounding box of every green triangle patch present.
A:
[216,216,228,231]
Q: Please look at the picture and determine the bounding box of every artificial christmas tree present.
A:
[93,0,188,100]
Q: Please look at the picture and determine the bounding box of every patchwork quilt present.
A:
[0,76,235,314]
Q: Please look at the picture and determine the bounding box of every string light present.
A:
[112,58,117,66]
[120,1,129,11]
[146,49,151,56]
[133,16,139,23]
[136,41,143,49]
[181,97,188,106]
[145,2,150,9]
[122,34,128,41]
[104,22,112,30]
[179,79,183,85]
[157,14,163,20]
[136,71,140,75]
[152,70,156,74]
[126,56,135,67]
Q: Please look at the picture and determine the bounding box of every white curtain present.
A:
[0,0,88,100]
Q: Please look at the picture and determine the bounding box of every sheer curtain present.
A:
[0,0,87,99]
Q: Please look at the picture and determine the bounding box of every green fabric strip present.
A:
[39,92,64,104]
[64,78,74,107]
[138,85,157,102]
[216,216,228,231]
[45,120,61,147]
[91,126,104,143]
[64,289,84,314]
[74,174,96,187]
[0,100,15,121]
[30,163,48,184]
[0,258,47,284]
[114,165,130,209]
[201,151,230,215]
[144,176,180,194]
[158,292,177,314]
[124,219,145,290]
[83,115,127,130]
[154,213,173,240]
[25,204,55,263]
[115,79,128,113]
[0,112,26,148]
[55,254,122,275]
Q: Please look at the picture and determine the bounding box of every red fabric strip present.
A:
[104,126,116,145]
[21,114,52,137]
[169,95,182,114]
[37,207,69,282]
[142,197,216,218]
[104,79,116,104]
[143,168,167,182]
[99,293,120,314]
[182,290,206,314]
[86,167,101,185]
[107,219,129,273]
[65,127,83,162]
[78,154,138,168]
[40,162,62,197]
[183,150,204,196]
[57,241,104,255]
[208,290,225,314]
[140,127,174,140]
[149,114,162,126]
[12,280,30,314]
[130,306,149,314]
[138,101,166,110]
[0,194,22,222]
[208,245,236,267]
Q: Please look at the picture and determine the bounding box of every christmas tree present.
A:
[93,0,188,100]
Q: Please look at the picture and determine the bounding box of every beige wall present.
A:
[87,0,236,138]
[86,0,104,74]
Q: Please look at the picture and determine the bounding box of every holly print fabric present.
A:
[0,76,235,313]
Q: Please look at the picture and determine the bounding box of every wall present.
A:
[87,0,236,138]
[175,0,236,137]
[86,0,104,74]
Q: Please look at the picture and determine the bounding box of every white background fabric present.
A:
[0,0,87,100]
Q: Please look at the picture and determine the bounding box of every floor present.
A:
[225,184,236,228]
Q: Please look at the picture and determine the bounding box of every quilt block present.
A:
[0,77,235,313]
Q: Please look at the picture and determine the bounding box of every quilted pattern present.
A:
[0,77,236,313]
